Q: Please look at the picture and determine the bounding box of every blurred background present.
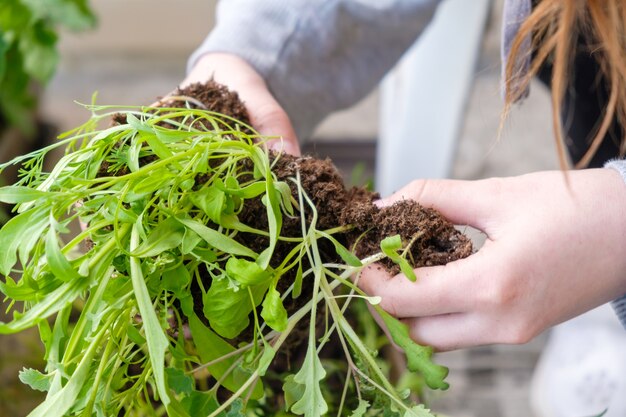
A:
[1,0,560,415]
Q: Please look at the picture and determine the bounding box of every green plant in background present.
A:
[0,102,448,416]
[0,0,95,133]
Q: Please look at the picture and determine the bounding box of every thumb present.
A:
[377,178,504,231]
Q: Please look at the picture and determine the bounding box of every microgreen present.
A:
[0,99,448,416]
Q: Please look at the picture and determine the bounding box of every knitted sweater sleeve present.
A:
[188,0,442,140]
[605,160,626,329]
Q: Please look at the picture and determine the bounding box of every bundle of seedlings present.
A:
[0,81,472,417]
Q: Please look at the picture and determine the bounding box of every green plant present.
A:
[0,97,449,416]
[0,0,95,133]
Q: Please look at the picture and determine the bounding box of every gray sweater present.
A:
[189,0,626,328]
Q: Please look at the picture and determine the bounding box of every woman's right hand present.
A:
[183,53,300,156]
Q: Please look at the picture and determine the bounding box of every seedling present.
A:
[0,86,465,416]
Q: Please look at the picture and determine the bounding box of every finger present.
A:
[246,101,301,156]
[402,312,493,352]
[358,251,490,318]
[376,178,508,232]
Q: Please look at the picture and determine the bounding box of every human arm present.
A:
[606,159,626,329]
[185,0,442,142]
[358,168,626,351]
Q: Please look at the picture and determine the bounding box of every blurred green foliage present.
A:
[0,0,95,133]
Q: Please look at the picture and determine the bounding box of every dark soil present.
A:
[155,82,473,394]
[159,82,473,273]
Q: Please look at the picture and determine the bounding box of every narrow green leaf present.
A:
[133,172,173,194]
[131,217,185,257]
[130,225,171,406]
[0,186,49,204]
[175,216,257,259]
[319,231,362,267]
[256,149,282,269]
[292,262,303,299]
[0,278,88,334]
[376,307,449,390]
[45,226,82,282]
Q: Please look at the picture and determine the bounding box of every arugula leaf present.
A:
[290,346,328,416]
[376,307,449,390]
[260,285,288,332]
[19,368,52,392]
[225,257,272,287]
[202,275,268,339]
[380,235,417,282]
[165,368,194,395]
[131,217,185,257]
[349,400,370,417]
[188,313,263,399]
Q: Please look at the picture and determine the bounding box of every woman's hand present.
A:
[183,53,300,155]
[359,169,626,351]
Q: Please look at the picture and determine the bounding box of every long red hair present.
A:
[504,0,626,168]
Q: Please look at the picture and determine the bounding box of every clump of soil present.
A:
[165,81,473,331]
[162,82,473,273]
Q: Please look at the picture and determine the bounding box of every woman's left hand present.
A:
[358,169,626,351]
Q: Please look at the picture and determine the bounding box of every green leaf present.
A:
[0,277,88,334]
[283,374,305,411]
[19,368,51,392]
[319,231,362,267]
[0,186,49,203]
[180,390,219,417]
[20,0,96,30]
[161,263,191,294]
[202,276,268,339]
[175,216,257,259]
[380,235,416,282]
[130,225,171,406]
[255,150,282,269]
[165,367,194,395]
[225,257,271,287]
[132,217,185,257]
[45,225,82,282]
[0,205,48,275]
[376,307,449,390]
[404,405,437,417]
[226,399,245,417]
[292,262,303,299]
[349,400,370,417]
[26,330,100,417]
[133,172,173,194]
[190,186,226,224]
[260,285,287,332]
[290,346,328,416]
[18,20,58,82]
[188,312,263,399]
